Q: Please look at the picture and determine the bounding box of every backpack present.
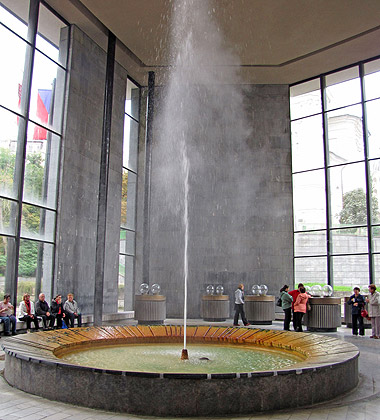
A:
[276,297,282,307]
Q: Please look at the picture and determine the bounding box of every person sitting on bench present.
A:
[18,293,39,332]
[64,293,82,328]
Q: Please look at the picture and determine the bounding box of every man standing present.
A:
[35,293,55,330]
[0,294,17,336]
[233,284,250,327]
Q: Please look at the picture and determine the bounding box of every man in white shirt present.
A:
[233,284,250,327]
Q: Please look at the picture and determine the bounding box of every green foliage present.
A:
[0,147,16,191]
[18,241,38,277]
[0,252,6,276]
[24,153,44,201]
[303,282,351,292]
[0,147,44,277]
[121,171,128,225]
[338,187,379,230]
[17,280,35,296]
[118,284,124,299]
[17,280,35,304]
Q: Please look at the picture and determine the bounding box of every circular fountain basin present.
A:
[2,325,359,416]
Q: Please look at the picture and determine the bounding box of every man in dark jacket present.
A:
[348,287,366,336]
[35,293,55,330]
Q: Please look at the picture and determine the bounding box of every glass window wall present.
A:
[119,79,140,312]
[0,1,67,306]
[291,57,380,297]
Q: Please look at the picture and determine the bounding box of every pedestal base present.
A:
[201,295,230,322]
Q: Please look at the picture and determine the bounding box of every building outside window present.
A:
[119,79,140,311]
[290,58,380,296]
[0,1,68,305]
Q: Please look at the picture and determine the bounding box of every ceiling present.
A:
[45,0,380,86]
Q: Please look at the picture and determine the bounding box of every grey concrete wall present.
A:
[54,25,126,314]
[146,85,293,318]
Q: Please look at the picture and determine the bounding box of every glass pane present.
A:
[373,254,380,285]
[0,235,15,297]
[0,197,17,236]
[121,170,137,230]
[23,124,60,208]
[293,170,326,231]
[366,99,380,159]
[294,231,326,256]
[0,24,27,114]
[325,67,361,111]
[329,162,366,228]
[294,256,327,286]
[291,115,324,172]
[332,255,369,290]
[364,59,380,101]
[125,79,140,120]
[118,254,125,312]
[118,254,134,311]
[123,116,139,172]
[21,204,55,242]
[331,228,368,254]
[37,3,66,63]
[369,161,380,224]
[290,79,321,120]
[30,50,64,135]
[120,229,135,255]
[121,168,128,227]
[0,108,19,199]
[17,239,54,305]
[327,105,363,165]
[372,227,380,252]
[0,1,28,40]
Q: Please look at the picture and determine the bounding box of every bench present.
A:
[0,311,134,334]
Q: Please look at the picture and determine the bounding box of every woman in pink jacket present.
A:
[293,286,309,332]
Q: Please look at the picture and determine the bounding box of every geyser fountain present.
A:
[2,326,359,416]
[1,1,360,417]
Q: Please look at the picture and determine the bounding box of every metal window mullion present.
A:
[359,63,374,285]
[125,112,139,124]
[142,71,155,285]
[10,0,39,308]
[321,76,333,287]
[51,25,70,301]
[93,30,116,326]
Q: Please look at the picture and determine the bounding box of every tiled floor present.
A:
[0,319,379,420]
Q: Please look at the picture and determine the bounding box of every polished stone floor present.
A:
[0,318,379,420]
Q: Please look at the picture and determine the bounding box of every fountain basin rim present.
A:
[2,325,360,416]
[1,325,359,379]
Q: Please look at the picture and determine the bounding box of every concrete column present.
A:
[55,26,125,315]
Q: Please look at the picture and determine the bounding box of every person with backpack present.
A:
[279,285,293,331]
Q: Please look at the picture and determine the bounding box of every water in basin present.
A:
[59,343,303,373]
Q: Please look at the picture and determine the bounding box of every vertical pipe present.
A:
[142,71,155,285]
[9,0,39,309]
[359,63,374,285]
[93,31,116,326]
